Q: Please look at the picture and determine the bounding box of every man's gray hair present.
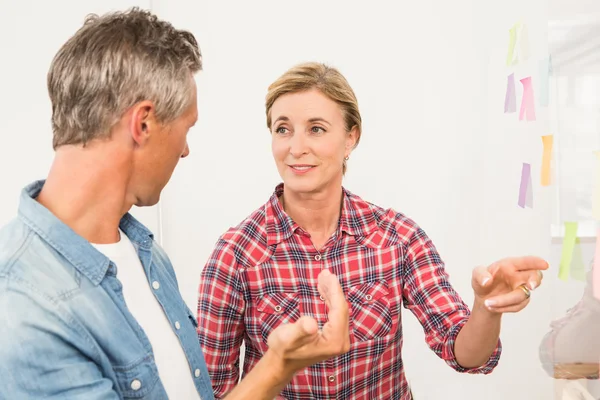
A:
[47,7,202,149]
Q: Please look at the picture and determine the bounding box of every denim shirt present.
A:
[0,180,214,400]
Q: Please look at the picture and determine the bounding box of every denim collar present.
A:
[18,180,154,285]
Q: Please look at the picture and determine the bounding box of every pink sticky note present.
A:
[504,73,516,113]
[519,76,536,121]
[594,229,600,300]
[518,163,533,208]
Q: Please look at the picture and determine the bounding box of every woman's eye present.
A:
[311,126,325,134]
[276,127,289,134]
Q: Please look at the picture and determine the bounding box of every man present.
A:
[0,8,349,400]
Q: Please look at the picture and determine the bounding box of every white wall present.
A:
[2,1,592,399]
[152,1,559,399]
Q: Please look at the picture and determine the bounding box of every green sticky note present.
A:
[559,222,578,281]
[570,238,586,281]
[506,24,518,66]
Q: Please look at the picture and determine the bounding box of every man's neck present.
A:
[37,144,133,244]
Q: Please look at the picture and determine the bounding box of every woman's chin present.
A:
[283,178,318,193]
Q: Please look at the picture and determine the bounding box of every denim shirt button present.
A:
[130,379,142,391]
[175,321,181,330]
[194,369,200,378]
[152,281,160,290]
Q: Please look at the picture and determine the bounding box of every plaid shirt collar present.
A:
[265,183,379,246]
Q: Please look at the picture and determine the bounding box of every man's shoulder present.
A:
[0,217,32,278]
[0,217,81,301]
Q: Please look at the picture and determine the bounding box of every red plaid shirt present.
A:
[197,184,501,399]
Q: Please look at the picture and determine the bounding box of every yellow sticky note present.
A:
[559,222,578,281]
[506,24,518,66]
[571,239,586,281]
[541,135,553,186]
[593,151,600,220]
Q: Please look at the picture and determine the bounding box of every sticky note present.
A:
[571,239,586,281]
[519,76,536,121]
[559,222,579,281]
[506,24,518,66]
[594,228,600,300]
[593,151,600,220]
[504,74,516,113]
[518,163,533,208]
[539,56,552,107]
[526,171,533,207]
[541,135,553,186]
[518,23,530,62]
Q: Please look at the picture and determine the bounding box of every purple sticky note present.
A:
[504,73,516,113]
[518,163,533,208]
[519,76,536,121]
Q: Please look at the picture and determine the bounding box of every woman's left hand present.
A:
[471,256,549,313]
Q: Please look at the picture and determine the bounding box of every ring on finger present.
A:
[518,283,531,299]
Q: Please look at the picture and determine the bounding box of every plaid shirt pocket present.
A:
[348,280,393,342]
[256,292,300,343]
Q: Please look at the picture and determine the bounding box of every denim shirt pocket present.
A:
[113,355,161,399]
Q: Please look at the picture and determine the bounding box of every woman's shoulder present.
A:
[345,189,425,243]
[208,194,278,268]
[220,200,270,245]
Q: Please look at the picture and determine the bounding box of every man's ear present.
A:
[129,101,156,146]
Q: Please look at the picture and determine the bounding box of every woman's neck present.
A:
[280,185,343,245]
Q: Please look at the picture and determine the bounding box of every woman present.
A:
[197,62,548,399]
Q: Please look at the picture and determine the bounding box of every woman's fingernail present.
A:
[485,299,496,308]
[481,277,490,286]
[529,281,537,290]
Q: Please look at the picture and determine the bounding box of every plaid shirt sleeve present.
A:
[401,223,501,374]
[197,239,246,398]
